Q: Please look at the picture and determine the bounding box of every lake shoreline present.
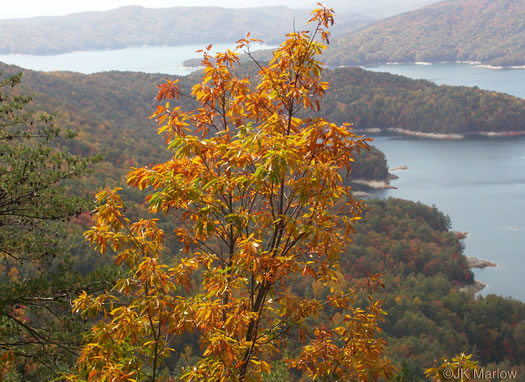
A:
[355,127,525,140]
[460,280,487,295]
[352,178,397,190]
[466,256,497,269]
[370,135,525,301]
[458,257,496,295]
[356,60,525,71]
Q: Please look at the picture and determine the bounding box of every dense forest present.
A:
[321,67,525,134]
[0,6,370,55]
[324,0,525,67]
[349,146,390,182]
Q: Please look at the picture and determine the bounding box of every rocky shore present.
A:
[457,255,496,295]
[350,165,407,193]
[389,165,408,171]
[460,280,487,295]
[453,231,470,240]
[352,191,371,198]
[352,179,398,189]
[456,251,497,295]
[355,127,525,139]
[466,256,497,269]
[389,128,464,139]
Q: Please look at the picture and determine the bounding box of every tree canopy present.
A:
[0,72,112,380]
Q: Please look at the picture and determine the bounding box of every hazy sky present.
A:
[2,0,318,19]
[2,0,438,19]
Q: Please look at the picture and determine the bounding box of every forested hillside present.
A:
[0,65,386,186]
[312,0,439,17]
[324,0,525,66]
[0,6,370,55]
[322,67,525,134]
[0,62,394,186]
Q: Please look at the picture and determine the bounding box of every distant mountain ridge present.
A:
[324,0,525,66]
[0,5,370,55]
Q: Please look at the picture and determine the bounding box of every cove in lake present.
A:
[371,136,525,301]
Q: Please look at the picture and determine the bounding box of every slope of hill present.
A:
[0,6,370,55]
[314,0,440,17]
[0,62,391,189]
[321,67,525,135]
[324,0,525,67]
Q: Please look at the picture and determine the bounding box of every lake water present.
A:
[1,46,524,300]
[0,44,274,75]
[368,62,525,99]
[370,136,525,301]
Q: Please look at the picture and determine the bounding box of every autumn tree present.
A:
[0,72,111,380]
[73,5,394,381]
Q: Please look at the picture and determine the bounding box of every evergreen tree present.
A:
[0,72,111,380]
